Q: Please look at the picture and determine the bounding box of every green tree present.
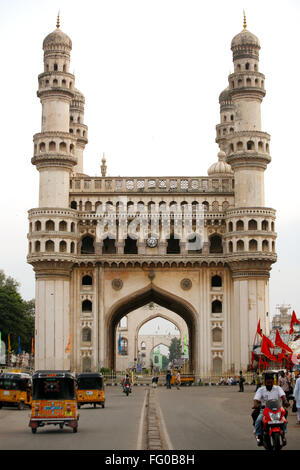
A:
[0,270,35,353]
[168,337,182,364]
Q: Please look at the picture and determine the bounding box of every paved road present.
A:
[156,384,300,450]
[0,386,146,450]
[0,384,299,451]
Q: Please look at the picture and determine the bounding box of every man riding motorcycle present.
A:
[122,374,132,393]
[252,372,289,446]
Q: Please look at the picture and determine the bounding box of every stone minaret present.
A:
[216,14,277,369]
[29,16,79,369]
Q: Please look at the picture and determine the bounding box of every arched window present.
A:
[124,237,138,254]
[209,235,223,254]
[82,300,92,312]
[34,220,41,231]
[248,219,257,230]
[59,240,67,252]
[85,201,92,212]
[228,241,233,253]
[237,240,244,252]
[120,338,128,356]
[247,141,255,151]
[228,221,233,232]
[202,201,209,211]
[49,141,56,151]
[82,275,93,286]
[213,357,222,374]
[82,327,91,342]
[212,327,222,342]
[141,341,146,350]
[249,239,257,251]
[45,220,55,231]
[70,222,75,232]
[81,236,95,254]
[236,220,244,231]
[59,142,67,152]
[45,240,55,252]
[262,240,269,252]
[261,220,269,231]
[102,237,116,254]
[35,240,41,252]
[167,234,180,254]
[211,275,222,287]
[70,242,75,253]
[59,220,67,231]
[212,300,222,313]
[70,201,77,210]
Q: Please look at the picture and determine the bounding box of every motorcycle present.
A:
[260,399,287,451]
[123,383,131,396]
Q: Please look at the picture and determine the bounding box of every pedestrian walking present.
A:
[166,370,172,389]
[175,370,181,390]
[238,371,245,392]
[293,375,300,424]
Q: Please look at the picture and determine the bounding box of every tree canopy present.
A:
[168,337,182,364]
[0,270,34,353]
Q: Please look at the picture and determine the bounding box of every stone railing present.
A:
[70,176,235,194]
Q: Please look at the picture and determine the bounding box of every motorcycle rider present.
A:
[122,373,132,392]
[252,372,289,446]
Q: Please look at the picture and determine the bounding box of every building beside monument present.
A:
[27,15,277,375]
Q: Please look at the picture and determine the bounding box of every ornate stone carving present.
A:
[180,278,192,290]
[112,278,123,290]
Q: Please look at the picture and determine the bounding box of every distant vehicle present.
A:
[0,372,32,409]
[77,373,105,408]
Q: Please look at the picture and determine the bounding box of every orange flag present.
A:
[261,335,278,362]
[65,331,72,353]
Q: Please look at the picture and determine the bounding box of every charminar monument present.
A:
[27,13,276,376]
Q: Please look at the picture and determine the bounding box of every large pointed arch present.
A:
[105,283,199,371]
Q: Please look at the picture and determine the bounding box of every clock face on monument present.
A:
[146,237,158,248]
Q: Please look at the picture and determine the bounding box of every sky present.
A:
[0,0,299,323]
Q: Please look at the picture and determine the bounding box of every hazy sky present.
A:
[0,0,299,322]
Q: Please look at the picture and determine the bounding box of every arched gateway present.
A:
[107,283,198,371]
[28,17,277,377]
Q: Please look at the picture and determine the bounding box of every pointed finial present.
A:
[243,10,247,29]
[56,11,60,29]
[101,152,107,177]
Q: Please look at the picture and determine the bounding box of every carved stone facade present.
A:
[27,17,276,375]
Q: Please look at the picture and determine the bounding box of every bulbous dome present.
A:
[208,151,233,176]
[231,28,260,49]
[43,28,72,50]
[219,87,232,105]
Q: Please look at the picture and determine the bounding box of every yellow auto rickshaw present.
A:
[0,372,32,409]
[77,372,105,408]
[29,370,79,433]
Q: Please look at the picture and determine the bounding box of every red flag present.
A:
[261,335,278,362]
[256,319,263,337]
[289,311,300,335]
[275,329,292,354]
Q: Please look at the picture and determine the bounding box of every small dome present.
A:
[208,151,233,176]
[231,28,260,50]
[219,87,232,104]
[43,28,72,50]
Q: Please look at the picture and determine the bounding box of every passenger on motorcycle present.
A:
[122,374,132,390]
[252,373,289,446]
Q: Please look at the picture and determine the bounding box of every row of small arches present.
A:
[40,77,73,89]
[228,239,275,253]
[230,77,264,89]
[35,141,75,154]
[30,220,76,232]
[228,219,275,232]
[70,200,230,213]
[228,140,269,154]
